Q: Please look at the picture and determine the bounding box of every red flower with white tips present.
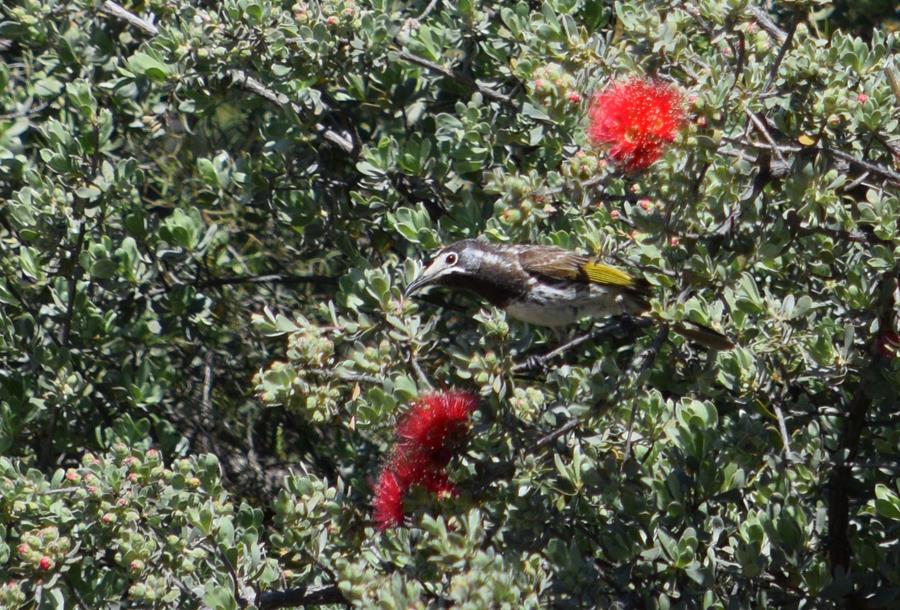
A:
[371,390,476,530]
[372,469,406,530]
[395,391,477,463]
[390,448,457,496]
[587,78,686,171]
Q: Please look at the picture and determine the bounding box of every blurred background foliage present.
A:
[0,0,898,608]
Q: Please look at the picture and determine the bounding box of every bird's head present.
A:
[403,239,485,298]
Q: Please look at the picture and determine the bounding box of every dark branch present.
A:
[622,325,669,461]
[257,584,347,609]
[395,49,515,108]
[513,317,653,372]
[746,5,787,43]
[824,147,900,186]
[228,70,355,153]
[826,270,898,590]
[100,0,158,35]
[534,319,664,450]
[763,15,797,92]
[198,274,338,288]
[786,211,892,247]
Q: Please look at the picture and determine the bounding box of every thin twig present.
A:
[746,5,787,44]
[229,70,354,153]
[622,325,669,462]
[536,413,587,448]
[745,108,787,166]
[843,171,870,192]
[201,351,214,428]
[147,273,337,296]
[310,368,383,385]
[199,273,338,288]
[59,222,87,346]
[101,0,159,35]
[512,317,652,372]
[763,16,798,92]
[395,49,514,107]
[66,579,91,610]
[408,349,434,390]
[207,541,247,609]
[257,584,347,609]
[826,270,898,579]
[825,148,900,186]
[416,0,441,21]
[38,488,82,495]
[727,137,900,187]
[535,322,666,450]
[885,64,900,106]
[772,402,794,461]
[0,99,50,120]
[786,211,891,246]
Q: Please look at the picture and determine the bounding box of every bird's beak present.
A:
[403,271,434,298]
[404,259,442,298]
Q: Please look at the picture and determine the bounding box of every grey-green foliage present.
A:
[0,0,899,608]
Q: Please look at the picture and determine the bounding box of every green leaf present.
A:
[874,484,900,520]
[33,76,64,98]
[128,52,171,82]
[90,258,118,280]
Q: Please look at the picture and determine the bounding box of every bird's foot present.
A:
[520,354,547,372]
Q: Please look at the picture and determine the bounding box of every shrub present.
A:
[0,0,898,608]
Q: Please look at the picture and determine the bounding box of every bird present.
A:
[403,238,734,351]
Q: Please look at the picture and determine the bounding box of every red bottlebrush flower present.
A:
[372,469,406,530]
[389,445,433,487]
[587,78,686,171]
[390,448,456,495]
[372,448,456,530]
[395,391,477,465]
[372,391,477,530]
[421,468,456,498]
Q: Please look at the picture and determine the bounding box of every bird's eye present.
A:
[445,252,458,265]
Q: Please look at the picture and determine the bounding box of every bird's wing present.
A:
[516,246,586,280]
[517,246,649,293]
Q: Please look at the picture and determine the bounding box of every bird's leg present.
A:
[513,317,637,372]
[517,331,594,372]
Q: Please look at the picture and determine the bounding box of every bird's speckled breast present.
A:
[504,281,639,327]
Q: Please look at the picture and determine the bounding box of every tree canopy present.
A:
[0,0,898,608]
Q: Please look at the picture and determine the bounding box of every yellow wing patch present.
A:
[581,262,635,287]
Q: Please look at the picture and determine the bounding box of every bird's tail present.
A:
[670,319,735,351]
